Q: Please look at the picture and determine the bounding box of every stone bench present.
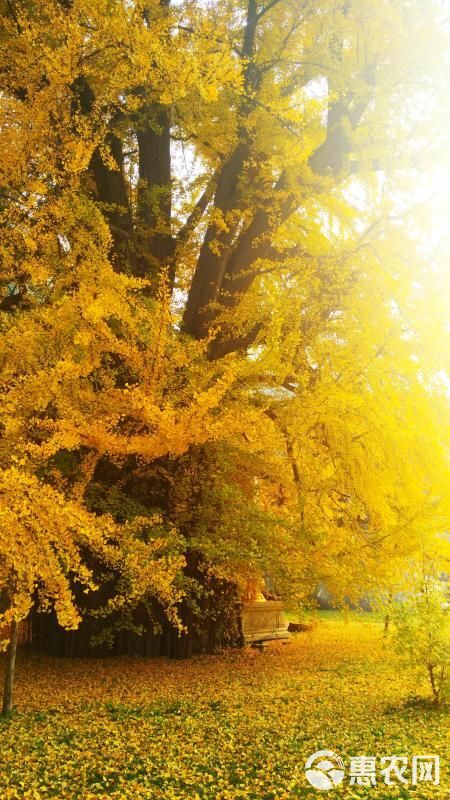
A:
[242,600,291,645]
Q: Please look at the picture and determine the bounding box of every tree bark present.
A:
[71,76,135,272]
[427,662,440,705]
[2,619,18,716]
[181,0,260,339]
[383,592,392,637]
[136,103,174,285]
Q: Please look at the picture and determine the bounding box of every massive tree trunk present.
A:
[136,103,174,285]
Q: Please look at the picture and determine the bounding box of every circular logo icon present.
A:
[304,750,345,791]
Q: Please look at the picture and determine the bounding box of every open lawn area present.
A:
[0,615,447,800]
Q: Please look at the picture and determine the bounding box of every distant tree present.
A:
[391,559,449,706]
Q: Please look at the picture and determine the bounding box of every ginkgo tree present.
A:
[0,0,449,666]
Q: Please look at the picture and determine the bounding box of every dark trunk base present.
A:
[30,598,243,660]
[2,620,18,716]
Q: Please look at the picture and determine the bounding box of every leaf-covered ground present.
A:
[0,615,447,799]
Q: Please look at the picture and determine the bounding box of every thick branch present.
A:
[176,173,218,246]
[182,0,263,338]
[72,76,134,272]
